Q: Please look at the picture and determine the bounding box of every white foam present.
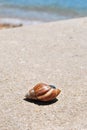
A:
[0,17,43,25]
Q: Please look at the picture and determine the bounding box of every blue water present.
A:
[0,0,87,25]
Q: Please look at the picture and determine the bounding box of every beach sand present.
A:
[0,17,87,130]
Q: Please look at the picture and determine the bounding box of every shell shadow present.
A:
[24,98,58,106]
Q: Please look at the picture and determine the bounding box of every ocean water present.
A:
[0,0,87,25]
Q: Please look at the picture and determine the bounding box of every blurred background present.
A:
[0,0,87,25]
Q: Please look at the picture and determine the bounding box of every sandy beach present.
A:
[0,17,87,130]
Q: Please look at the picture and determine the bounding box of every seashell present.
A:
[25,83,61,102]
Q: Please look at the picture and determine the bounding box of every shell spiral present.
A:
[25,83,61,101]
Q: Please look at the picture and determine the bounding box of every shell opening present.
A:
[49,85,56,89]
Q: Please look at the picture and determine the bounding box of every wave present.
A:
[0,0,87,25]
[0,17,43,25]
[0,4,86,18]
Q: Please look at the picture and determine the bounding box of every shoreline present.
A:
[0,16,87,29]
[0,17,44,29]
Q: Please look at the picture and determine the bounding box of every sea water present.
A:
[0,0,87,25]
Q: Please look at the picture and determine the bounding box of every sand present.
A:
[0,17,87,130]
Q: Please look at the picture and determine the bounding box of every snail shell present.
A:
[25,83,61,101]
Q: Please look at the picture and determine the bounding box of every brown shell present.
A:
[25,83,61,101]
